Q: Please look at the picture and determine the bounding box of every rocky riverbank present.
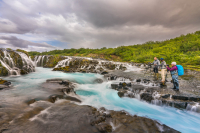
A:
[37,55,200,113]
[0,79,180,133]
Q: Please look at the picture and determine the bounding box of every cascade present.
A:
[0,49,35,76]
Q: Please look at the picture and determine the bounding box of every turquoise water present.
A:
[2,67,200,133]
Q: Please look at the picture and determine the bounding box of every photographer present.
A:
[152,57,160,80]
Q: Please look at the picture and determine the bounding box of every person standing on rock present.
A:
[152,57,160,80]
[160,58,167,85]
[167,62,179,91]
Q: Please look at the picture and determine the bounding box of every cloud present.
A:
[0,36,59,52]
[0,0,200,51]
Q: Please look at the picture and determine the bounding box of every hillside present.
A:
[29,31,200,71]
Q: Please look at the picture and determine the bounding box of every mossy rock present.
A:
[44,56,66,68]
[16,49,29,56]
[0,67,9,76]
[53,66,70,72]
[20,69,28,75]
[0,79,8,84]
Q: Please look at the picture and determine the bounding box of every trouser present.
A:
[153,67,158,73]
[161,69,166,82]
[172,75,179,89]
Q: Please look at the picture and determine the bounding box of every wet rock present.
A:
[140,93,153,102]
[173,102,188,109]
[94,78,104,84]
[118,90,127,98]
[48,94,81,103]
[48,94,64,103]
[59,80,70,86]
[46,79,63,83]
[95,123,112,133]
[136,79,141,82]
[110,76,116,80]
[126,82,132,87]
[64,96,81,103]
[172,95,189,101]
[188,97,200,102]
[161,94,170,99]
[20,69,28,75]
[111,84,119,90]
[25,99,36,105]
[101,71,108,75]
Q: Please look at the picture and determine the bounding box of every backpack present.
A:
[176,65,184,76]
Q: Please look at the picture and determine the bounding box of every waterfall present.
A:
[35,56,42,66]
[17,52,35,72]
[41,55,45,66]
[54,57,72,68]
[0,49,35,76]
[0,59,20,75]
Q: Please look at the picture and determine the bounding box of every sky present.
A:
[0,0,200,52]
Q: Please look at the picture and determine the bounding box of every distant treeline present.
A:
[29,31,200,71]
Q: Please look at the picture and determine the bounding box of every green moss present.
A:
[0,79,8,84]
[16,49,29,56]
[0,67,9,76]
[44,56,66,68]
[53,66,70,72]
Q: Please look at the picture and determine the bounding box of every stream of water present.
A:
[1,67,200,133]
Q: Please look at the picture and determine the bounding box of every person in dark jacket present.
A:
[167,62,179,91]
[152,57,160,80]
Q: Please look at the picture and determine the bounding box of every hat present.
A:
[171,62,176,65]
[160,58,164,60]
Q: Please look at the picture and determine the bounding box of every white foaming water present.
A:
[52,56,142,72]
[0,49,35,75]
[1,67,200,133]
[55,57,72,68]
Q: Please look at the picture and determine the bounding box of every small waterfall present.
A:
[41,56,45,66]
[36,56,42,66]
[54,57,72,68]
[17,52,35,72]
[186,103,200,113]
[0,49,35,76]
[0,59,20,75]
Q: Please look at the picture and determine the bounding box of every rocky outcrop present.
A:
[1,101,180,133]
[0,79,11,90]
[111,81,200,112]
[33,55,128,73]
[42,79,81,103]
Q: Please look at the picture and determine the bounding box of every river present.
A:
[1,67,200,133]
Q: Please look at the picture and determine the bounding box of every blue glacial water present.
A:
[1,67,200,133]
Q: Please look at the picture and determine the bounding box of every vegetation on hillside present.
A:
[28,31,200,71]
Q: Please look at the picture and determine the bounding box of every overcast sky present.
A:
[0,0,200,52]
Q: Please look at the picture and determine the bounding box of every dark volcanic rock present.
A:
[118,90,127,98]
[188,97,200,102]
[140,93,153,102]
[101,71,108,75]
[93,78,104,84]
[172,95,189,100]
[136,79,141,82]
[162,94,170,99]
[111,84,119,90]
